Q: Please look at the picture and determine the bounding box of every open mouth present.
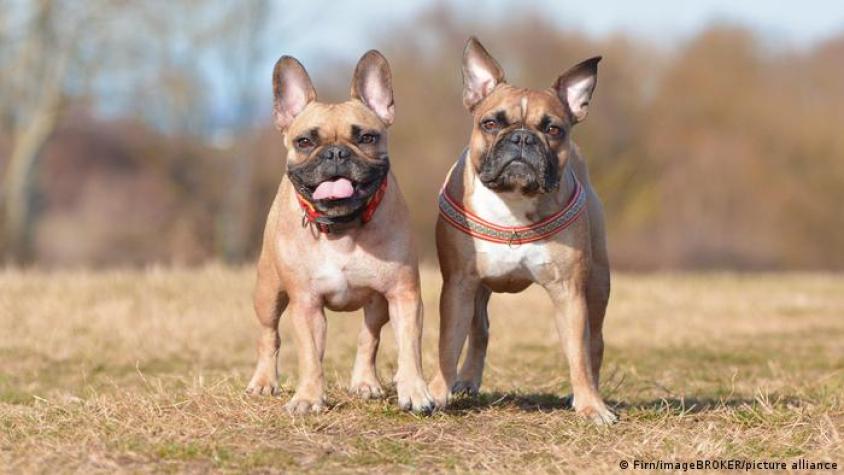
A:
[310,177,373,201]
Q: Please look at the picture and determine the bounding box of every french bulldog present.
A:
[429,37,616,424]
[246,50,434,414]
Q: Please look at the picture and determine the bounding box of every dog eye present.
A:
[359,133,379,144]
[545,125,563,137]
[295,137,314,149]
[481,120,499,132]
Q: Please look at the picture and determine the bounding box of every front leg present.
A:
[547,280,617,425]
[246,257,287,396]
[454,286,491,395]
[285,298,327,415]
[386,286,434,413]
[349,294,389,399]
[429,276,478,408]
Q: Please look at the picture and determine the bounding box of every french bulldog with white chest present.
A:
[246,51,434,414]
[429,37,617,424]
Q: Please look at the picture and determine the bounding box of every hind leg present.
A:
[453,287,491,395]
[246,255,287,396]
[350,295,390,399]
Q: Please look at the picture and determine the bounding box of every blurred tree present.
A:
[213,0,271,261]
[0,0,79,262]
[0,0,274,264]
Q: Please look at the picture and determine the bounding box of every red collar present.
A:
[296,177,388,233]
[438,169,586,246]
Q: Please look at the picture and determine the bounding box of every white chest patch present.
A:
[311,258,350,298]
[467,178,556,285]
[316,241,379,309]
[474,238,554,283]
[282,234,378,310]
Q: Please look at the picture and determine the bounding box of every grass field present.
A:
[1,265,842,473]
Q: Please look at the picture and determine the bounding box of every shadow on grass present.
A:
[615,396,794,414]
[441,391,801,416]
[444,391,573,413]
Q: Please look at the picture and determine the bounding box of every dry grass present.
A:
[0,265,842,473]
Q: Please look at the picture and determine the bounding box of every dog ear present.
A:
[351,50,395,126]
[272,56,317,131]
[462,36,504,110]
[554,56,601,123]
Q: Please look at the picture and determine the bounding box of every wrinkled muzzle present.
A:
[479,130,559,194]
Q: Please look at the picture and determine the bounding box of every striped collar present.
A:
[438,169,586,246]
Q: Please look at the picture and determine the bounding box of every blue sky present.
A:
[275,0,844,58]
[206,0,844,133]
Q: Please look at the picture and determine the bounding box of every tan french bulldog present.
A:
[246,50,434,414]
[429,37,616,424]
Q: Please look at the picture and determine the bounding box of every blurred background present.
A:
[1,0,843,270]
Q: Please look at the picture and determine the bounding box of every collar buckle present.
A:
[507,231,521,248]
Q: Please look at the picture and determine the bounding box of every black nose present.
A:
[508,130,536,146]
[320,145,352,161]
[507,130,536,145]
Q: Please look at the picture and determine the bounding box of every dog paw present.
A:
[428,376,451,409]
[245,374,279,396]
[576,402,618,425]
[451,380,480,396]
[396,379,435,414]
[284,395,326,415]
[349,380,384,400]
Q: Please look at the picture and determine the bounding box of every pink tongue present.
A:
[312,178,354,200]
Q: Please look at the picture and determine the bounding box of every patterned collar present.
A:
[438,169,586,246]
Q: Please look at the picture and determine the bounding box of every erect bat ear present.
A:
[462,36,505,110]
[272,55,317,131]
[351,50,395,126]
[553,56,601,123]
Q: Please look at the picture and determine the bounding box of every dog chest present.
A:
[309,240,381,310]
[277,232,383,310]
[467,181,558,287]
[313,263,374,311]
[474,239,555,290]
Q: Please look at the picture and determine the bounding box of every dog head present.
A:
[461,37,600,195]
[273,50,394,219]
